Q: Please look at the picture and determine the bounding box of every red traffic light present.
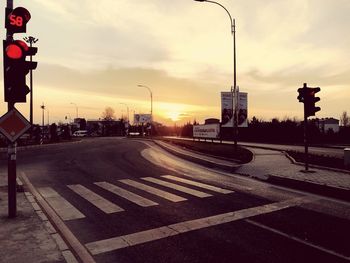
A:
[5,44,23,59]
[5,7,31,34]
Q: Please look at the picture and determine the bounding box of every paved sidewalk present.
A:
[0,174,76,263]
[155,140,350,200]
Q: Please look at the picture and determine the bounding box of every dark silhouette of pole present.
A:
[6,0,16,218]
[23,36,38,126]
[137,85,153,137]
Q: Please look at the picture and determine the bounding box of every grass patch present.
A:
[161,139,253,164]
[286,150,348,170]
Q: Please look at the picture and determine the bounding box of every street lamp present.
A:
[119,103,130,121]
[137,84,153,136]
[194,0,238,146]
[120,103,130,136]
[70,102,78,119]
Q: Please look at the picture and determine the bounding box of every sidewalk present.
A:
[154,140,350,201]
[0,174,77,263]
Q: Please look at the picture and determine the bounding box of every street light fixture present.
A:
[137,84,153,136]
[120,103,130,136]
[194,0,238,146]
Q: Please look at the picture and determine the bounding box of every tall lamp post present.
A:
[194,0,238,146]
[70,102,78,119]
[120,103,130,136]
[137,85,153,136]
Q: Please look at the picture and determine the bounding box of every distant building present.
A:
[205,118,220,125]
[317,118,339,133]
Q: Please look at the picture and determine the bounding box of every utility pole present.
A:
[6,0,15,218]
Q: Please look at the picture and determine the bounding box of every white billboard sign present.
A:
[193,124,220,139]
[235,92,248,128]
[221,92,233,127]
[134,114,151,124]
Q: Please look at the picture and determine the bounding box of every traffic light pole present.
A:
[303,99,309,172]
[6,0,17,218]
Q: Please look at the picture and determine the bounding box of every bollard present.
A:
[345,148,350,169]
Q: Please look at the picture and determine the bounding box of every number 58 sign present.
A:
[5,7,31,34]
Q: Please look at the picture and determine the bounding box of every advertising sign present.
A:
[134,114,151,124]
[193,124,220,139]
[235,92,248,128]
[221,92,233,128]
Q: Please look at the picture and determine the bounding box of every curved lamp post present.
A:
[194,0,238,146]
[137,84,153,136]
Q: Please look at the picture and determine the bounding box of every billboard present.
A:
[221,92,233,127]
[235,92,248,128]
[193,124,220,139]
[134,114,151,124]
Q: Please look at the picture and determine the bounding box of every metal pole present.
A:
[303,83,309,171]
[137,85,153,137]
[195,0,237,146]
[6,0,16,218]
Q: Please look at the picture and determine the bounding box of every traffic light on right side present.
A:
[3,39,37,103]
[304,87,321,117]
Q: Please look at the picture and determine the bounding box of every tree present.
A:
[101,107,115,121]
[340,111,349,127]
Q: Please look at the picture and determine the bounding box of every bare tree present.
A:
[340,111,349,127]
[101,107,115,121]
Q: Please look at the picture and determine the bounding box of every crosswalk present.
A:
[38,175,234,221]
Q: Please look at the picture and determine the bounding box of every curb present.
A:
[153,140,240,173]
[154,138,350,202]
[266,174,350,202]
[19,172,96,263]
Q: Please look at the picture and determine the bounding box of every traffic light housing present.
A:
[3,40,37,103]
[304,87,321,117]
[5,7,31,34]
[297,84,321,118]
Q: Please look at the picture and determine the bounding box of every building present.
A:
[317,118,339,133]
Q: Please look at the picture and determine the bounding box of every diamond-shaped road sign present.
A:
[0,108,31,142]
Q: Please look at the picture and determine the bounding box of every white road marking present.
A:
[142,177,212,198]
[94,182,158,207]
[67,184,124,214]
[119,179,187,202]
[246,219,350,261]
[162,175,233,194]
[85,196,317,255]
[38,187,85,221]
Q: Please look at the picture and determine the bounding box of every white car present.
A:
[73,130,88,137]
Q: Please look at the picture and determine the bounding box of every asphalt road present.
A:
[7,138,350,263]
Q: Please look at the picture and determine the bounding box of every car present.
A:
[72,130,88,137]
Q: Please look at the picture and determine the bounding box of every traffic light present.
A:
[297,87,306,102]
[3,6,37,103]
[3,40,37,103]
[5,7,31,34]
[304,87,321,117]
[297,84,321,118]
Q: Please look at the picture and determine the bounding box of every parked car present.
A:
[72,130,88,137]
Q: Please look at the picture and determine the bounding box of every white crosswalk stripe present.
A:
[67,184,124,214]
[38,187,85,221]
[142,177,212,198]
[161,175,233,194]
[119,179,187,202]
[94,182,158,207]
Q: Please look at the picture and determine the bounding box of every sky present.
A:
[1,0,350,125]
